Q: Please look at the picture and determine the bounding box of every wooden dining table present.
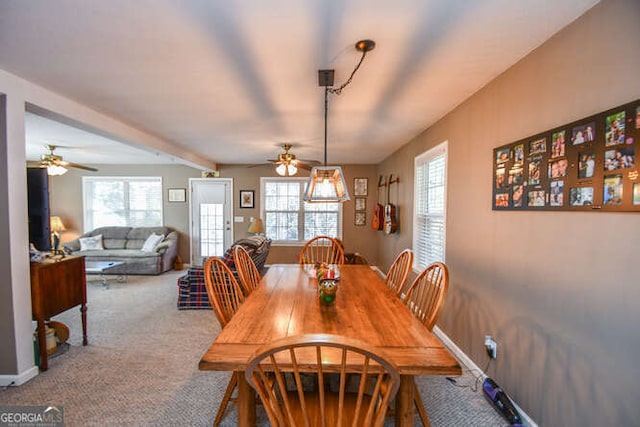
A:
[199,264,461,426]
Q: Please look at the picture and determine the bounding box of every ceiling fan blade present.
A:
[296,162,315,170]
[27,161,46,168]
[59,160,98,172]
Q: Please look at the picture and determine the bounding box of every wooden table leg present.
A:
[396,375,415,427]
[36,319,48,371]
[80,303,88,346]
[237,370,256,427]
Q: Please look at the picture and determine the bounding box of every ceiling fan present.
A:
[267,144,319,176]
[27,144,98,175]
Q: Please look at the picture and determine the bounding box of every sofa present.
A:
[177,235,271,309]
[63,226,179,275]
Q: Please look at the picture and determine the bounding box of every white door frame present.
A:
[188,178,234,265]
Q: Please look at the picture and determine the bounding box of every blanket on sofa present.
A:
[177,235,271,309]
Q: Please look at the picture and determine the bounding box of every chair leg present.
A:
[413,383,430,427]
[214,372,238,427]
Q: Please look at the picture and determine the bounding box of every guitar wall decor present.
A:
[384,175,399,234]
[372,175,385,231]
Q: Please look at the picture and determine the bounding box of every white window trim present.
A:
[82,176,164,232]
[260,177,343,246]
[412,141,448,273]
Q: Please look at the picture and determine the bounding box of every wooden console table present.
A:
[30,255,87,371]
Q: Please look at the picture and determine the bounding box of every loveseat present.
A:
[177,235,271,309]
[63,226,179,275]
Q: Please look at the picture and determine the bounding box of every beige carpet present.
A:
[0,270,505,426]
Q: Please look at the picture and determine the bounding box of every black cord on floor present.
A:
[446,357,492,392]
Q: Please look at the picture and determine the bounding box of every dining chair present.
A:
[233,245,261,295]
[245,333,400,427]
[385,249,414,297]
[203,257,247,426]
[299,235,345,266]
[402,261,449,425]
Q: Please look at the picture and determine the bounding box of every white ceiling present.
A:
[0,0,599,167]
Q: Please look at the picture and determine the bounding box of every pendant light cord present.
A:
[327,50,368,96]
[324,87,329,166]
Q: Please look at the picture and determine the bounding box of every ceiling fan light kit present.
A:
[28,144,98,175]
[304,39,375,203]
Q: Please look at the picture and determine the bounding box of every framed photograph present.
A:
[239,190,254,209]
[603,174,623,205]
[495,148,510,164]
[569,187,594,206]
[529,137,546,155]
[571,122,595,145]
[633,183,640,205]
[495,193,509,208]
[355,211,366,226]
[355,197,366,211]
[168,188,186,203]
[578,152,595,179]
[550,130,566,158]
[605,111,625,146]
[354,178,368,196]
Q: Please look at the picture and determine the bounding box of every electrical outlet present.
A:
[485,335,497,359]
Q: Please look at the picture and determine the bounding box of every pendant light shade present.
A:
[303,40,374,203]
[303,166,350,202]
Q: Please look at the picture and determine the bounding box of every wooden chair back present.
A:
[403,262,449,331]
[245,333,400,427]
[385,249,414,297]
[233,245,261,295]
[203,257,246,328]
[299,236,345,266]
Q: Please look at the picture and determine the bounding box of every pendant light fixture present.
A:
[303,39,375,203]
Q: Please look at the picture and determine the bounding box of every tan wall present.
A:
[377,0,640,425]
[49,164,202,263]
[218,163,379,265]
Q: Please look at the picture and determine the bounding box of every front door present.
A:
[189,178,233,266]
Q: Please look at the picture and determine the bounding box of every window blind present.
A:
[261,177,342,244]
[83,177,163,231]
[413,142,447,270]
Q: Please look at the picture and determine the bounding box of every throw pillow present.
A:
[79,234,104,251]
[141,233,164,252]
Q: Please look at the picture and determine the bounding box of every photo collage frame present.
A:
[492,99,640,212]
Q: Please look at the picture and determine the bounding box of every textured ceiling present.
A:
[0,0,599,166]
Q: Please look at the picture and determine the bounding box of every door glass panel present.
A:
[200,203,224,258]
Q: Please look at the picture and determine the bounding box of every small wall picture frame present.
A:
[354,178,368,196]
[168,188,186,203]
[355,211,366,226]
[240,190,254,209]
[355,197,366,211]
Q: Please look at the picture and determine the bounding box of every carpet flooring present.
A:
[0,270,505,426]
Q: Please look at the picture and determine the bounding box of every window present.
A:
[83,176,163,231]
[261,177,342,244]
[413,142,447,271]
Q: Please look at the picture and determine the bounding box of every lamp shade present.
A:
[248,217,265,235]
[303,166,351,203]
[50,216,66,232]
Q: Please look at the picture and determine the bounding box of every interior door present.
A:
[189,178,233,266]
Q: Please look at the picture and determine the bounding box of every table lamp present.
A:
[50,216,66,255]
[247,217,264,235]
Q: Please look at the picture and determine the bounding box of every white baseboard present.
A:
[0,366,39,386]
[433,326,538,427]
